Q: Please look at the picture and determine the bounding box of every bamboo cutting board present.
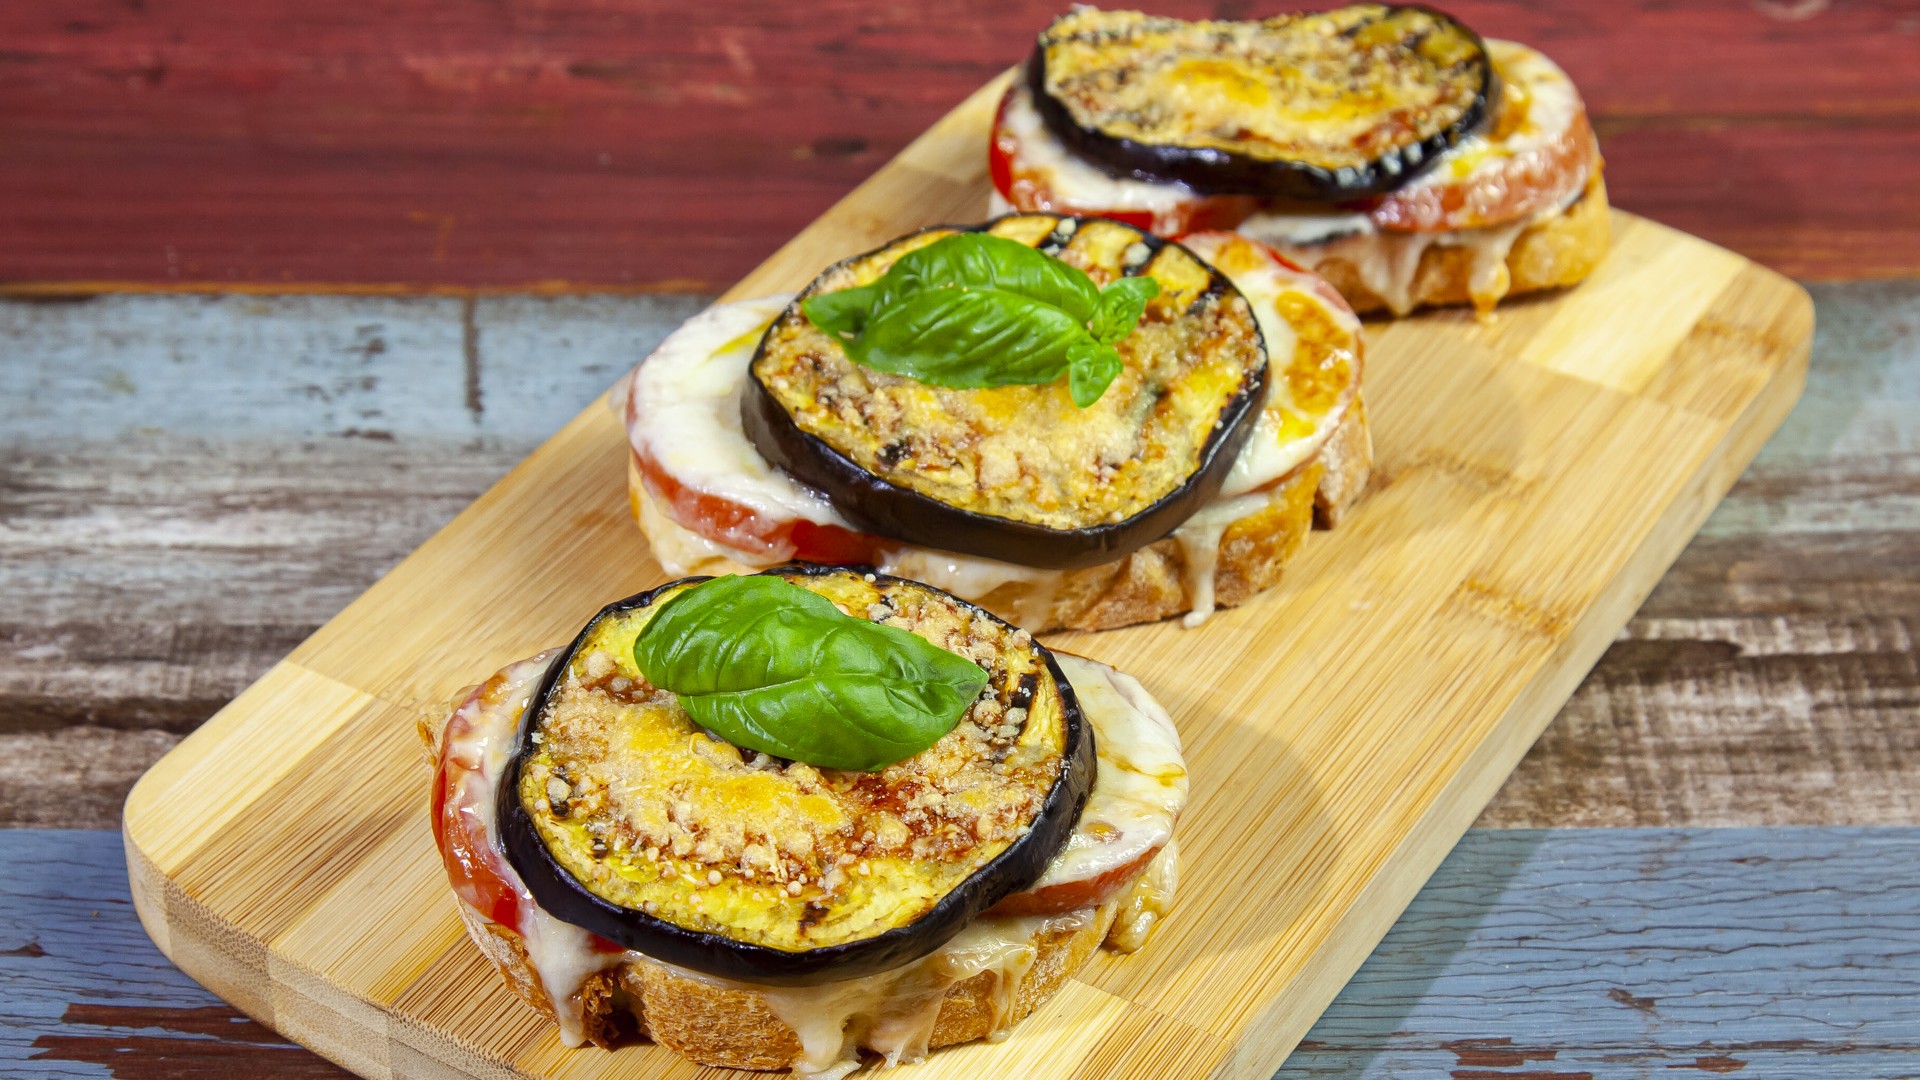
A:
[123,73,1812,1080]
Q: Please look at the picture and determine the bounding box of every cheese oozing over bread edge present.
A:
[996,39,1598,314]
[624,258,1360,628]
[436,649,1186,1076]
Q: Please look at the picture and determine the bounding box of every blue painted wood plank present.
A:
[0,831,345,1077]
[1282,828,1920,1078]
[4,829,1919,1076]
[0,292,708,444]
[4,282,1913,469]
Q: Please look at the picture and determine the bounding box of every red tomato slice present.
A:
[985,844,1163,917]
[1368,105,1598,233]
[433,688,624,955]
[633,446,883,566]
[989,86,1256,237]
[1177,229,1360,320]
[433,709,528,934]
[1175,229,1307,274]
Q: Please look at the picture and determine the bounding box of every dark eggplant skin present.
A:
[1028,6,1497,200]
[497,566,1097,987]
[741,214,1269,571]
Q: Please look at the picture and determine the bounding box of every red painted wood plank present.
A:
[1,0,1914,291]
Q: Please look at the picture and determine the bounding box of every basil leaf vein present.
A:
[1090,275,1160,345]
[630,576,990,772]
[851,287,1087,388]
[800,233,1160,407]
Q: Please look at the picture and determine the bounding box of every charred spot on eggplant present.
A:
[499,566,1095,986]
[744,213,1267,570]
[1030,4,1495,199]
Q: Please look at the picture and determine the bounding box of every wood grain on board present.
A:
[2,0,1916,292]
[111,76,1813,1079]
[11,828,1920,1077]
[5,284,1912,835]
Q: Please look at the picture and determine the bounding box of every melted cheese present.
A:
[437,648,1185,1071]
[626,268,1358,627]
[1030,656,1187,891]
[630,471,1071,630]
[1001,39,1593,315]
[754,906,1104,1078]
[1243,215,1534,315]
[624,293,847,529]
[439,651,626,1047]
[1108,841,1179,954]
[1171,488,1276,628]
[998,82,1203,232]
[1180,232,1361,495]
[1418,41,1582,184]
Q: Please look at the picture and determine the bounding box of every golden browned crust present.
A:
[628,393,1371,634]
[454,894,1116,1069]
[521,571,1069,953]
[1307,174,1611,316]
[453,898,634,1049]
[1312,393,1372,529]
[754,214,1266,533]
[1038,5,1488,174]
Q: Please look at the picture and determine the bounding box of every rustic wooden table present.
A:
[3,1,1917,1076]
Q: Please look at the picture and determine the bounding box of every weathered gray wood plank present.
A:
[1,282,1915,829]
[5,828,1916,1077]
[1480,278,1920,827]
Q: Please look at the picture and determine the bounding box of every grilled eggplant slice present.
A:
[499,566,1095,986]
[1030,4,1494,199]
[744,213,1267,570]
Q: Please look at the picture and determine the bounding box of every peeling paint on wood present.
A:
[0,1,1916,288]
[4,829,1917,1076]
[1279,828,1920,1077]
[0,830,349,1076]
[3,282,1920,826]
[2,282,1916,830]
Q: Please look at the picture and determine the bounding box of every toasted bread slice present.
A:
[1296,175,1610,317]
[454,888,1118,1069]
[629,392,1370,634]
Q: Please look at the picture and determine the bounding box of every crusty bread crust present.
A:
[1306,174,1611,316]
[628,393,1370,634]
[455,892,1117,1070]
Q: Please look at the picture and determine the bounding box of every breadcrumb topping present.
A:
[519,573,1071,952]
[754,215,1264,531]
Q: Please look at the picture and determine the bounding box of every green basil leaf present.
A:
[1066,339,1123,408]
[1090,275,1160,345]
[802,282,883,340]
[882,234,1101,321]
[630,575,989,771]
[850,286,1085,389]
[798,231,1151,408]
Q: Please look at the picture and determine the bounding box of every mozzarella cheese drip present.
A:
[1003,39,1593,314]
[440,652,1185,1072]
[627,293,847,528]
[440,651,625,1047]
[754,906,1104,1079]
[1241,216,1535,315]
[997,81,1206,233]
[625,276,1354,627]
[1108,841,1179,954]
[1035,656,1188,890]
